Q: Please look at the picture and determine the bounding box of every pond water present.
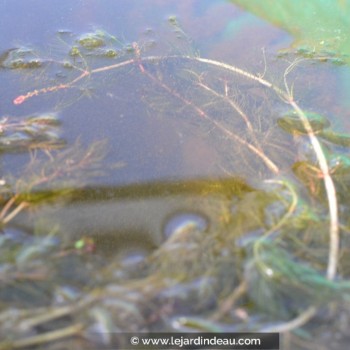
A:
[1,1,350,349]
[0,0,287,185]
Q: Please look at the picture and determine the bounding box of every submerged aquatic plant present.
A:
[0,113,64,152]
[1,17,350,349]
[0,138,107,230]
[246,239,350,318]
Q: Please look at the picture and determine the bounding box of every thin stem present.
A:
[260,306,316,333]
[211,280,247,321]
[196,78,276,174]
[7,323,84,349]
[2,201,29,225]
[287,100,339,280]
[262,178,299,238]
[139,63,279,174]
[194,55,338,280]
[13,53,339,279]
[0,194,18,221]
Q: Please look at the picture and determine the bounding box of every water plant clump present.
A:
[278,110,350,148]
[1,22,350,350]
[278,111,331,135]
[77,32,106,49]
[0,48,44,69]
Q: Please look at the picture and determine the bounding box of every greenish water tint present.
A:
[232,0,350,117]
[232,0,350,62]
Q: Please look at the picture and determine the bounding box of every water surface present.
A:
[1,1,350,349]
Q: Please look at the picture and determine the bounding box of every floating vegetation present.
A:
[278,111,350,151]
[278,111,331,135]
[77,32,106,49]
[277,45,349,66]
[102,48,118,58]
[62,29,127,61]
[1,17,350,350]
[0,48,44,69]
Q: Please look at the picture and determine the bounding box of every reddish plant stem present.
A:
[13,71,90,105]
[137,60,279,174]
